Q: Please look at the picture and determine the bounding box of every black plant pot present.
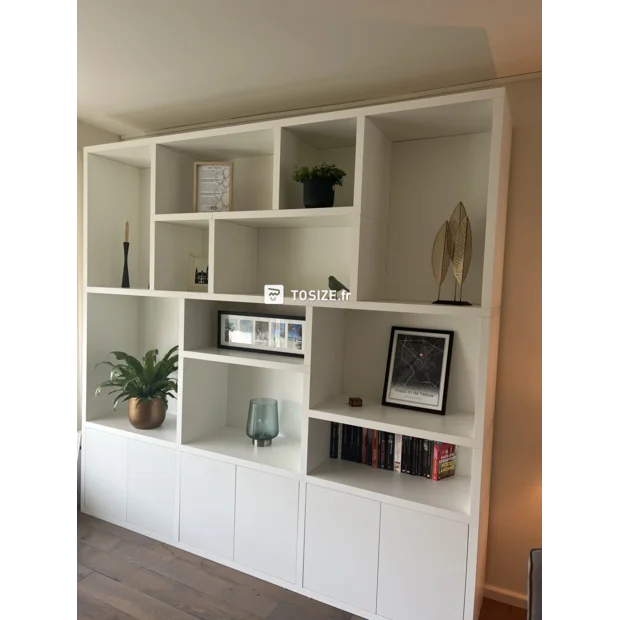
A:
[303,177,335,208]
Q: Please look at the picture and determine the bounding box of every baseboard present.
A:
[484,584,527,609]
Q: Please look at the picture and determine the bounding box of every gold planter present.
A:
[128,398,166,430]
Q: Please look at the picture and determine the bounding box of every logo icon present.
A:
[264,284,284,304]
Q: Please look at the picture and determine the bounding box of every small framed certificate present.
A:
[193,161,232,212]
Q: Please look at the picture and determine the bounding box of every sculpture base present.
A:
[252,439,272,447]
[432,300,472,306]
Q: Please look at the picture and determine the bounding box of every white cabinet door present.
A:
[234,467,299,583]
[377,504,468,620]
[126,440,177,539]
[179,452,235,560]
[83,428,127,522]
[303,484,380,613]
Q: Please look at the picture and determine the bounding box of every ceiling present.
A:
[77,0,541,137]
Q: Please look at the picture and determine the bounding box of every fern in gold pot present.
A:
[95,345,178,430]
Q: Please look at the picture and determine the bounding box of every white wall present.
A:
[485,78,542,604]
[71,120,120,431]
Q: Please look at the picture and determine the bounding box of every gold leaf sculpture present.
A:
[452,215,472,301]
[431,201,473,305]
[448,201,468,254]
[431,220,452,301]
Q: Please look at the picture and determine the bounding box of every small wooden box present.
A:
[348,397,363,407]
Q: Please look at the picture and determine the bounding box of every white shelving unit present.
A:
[81,87,511,620]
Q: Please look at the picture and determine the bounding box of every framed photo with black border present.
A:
[381,326,454,415]
[217,311,305,358]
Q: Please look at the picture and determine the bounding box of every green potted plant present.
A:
[292,162,347,208]
[95,345,178,430]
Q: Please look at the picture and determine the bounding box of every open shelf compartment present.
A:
[181,358,304,476]
[278,116,358,210]
[154,128,276,214]
[356,98,496,306]
[85,293,181,445]
[86,149,152,289]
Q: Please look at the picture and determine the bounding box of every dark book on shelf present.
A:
[371,430,379,468]
[366,428,373,465]
[386,433,395,471]
[417,438,424,476]
[330,423,339,458]
[379,432,386,469]
[361,428,367,464]
[431,442,457,481]
[342,425,350,461]
[409,437,416,476]
[402,436,410,474]
[353,426,360,463]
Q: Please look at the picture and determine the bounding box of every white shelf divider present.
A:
[84,414,177,447]
[154,213,211,229]
[181,426,301,478]
[308,458,471,522]
[309,396,477,448]
[183,347,309,373]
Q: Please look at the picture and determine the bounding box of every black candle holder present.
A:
[121,241,130,288]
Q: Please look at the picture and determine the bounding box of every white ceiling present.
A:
[77,0,541,137]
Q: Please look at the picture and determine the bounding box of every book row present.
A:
[329,423,457,481]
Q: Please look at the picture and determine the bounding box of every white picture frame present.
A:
[193,161,232,212]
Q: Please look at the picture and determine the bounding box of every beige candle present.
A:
[124,221,129,243]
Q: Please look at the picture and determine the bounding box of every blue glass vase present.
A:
[246,398,279,447]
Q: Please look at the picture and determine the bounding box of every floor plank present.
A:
[79,541,263,620]
[78,511,527,620]
[78,590,137,620]
[79,571,210,620]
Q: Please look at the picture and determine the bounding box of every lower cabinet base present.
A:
[80,506,387,620]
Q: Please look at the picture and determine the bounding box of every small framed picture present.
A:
[193,161,232,212]
[218,311,305,358]
[188,255,209,291]
[382,327,454,415]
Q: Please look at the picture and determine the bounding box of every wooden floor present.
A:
[77,511,526,620]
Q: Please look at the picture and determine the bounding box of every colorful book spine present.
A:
[431,442,457,481]
[372,430,379,468]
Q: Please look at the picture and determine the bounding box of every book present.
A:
[386,433,395,471]
[422,439,429,476]
[402,436,410,474]
[431,442,457,481]
[355,426,363,463]
[372,430,379,467]
[338,423,343,459]
[409,437,417,476]
[379,432,386,469]
[417,438,424,476]
[361,428,367,464]
[394,434,402,473]
[342,425,350,461]
[330,423,339,458]
[367,428,373,465]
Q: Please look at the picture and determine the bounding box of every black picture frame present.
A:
[217,311,305,358]
[381,326,454,415]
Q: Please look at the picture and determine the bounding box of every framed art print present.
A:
[382,326,454,414]
[217,311,305,358]
[193,161,232,212]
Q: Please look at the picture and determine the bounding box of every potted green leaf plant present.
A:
[293,162,347,208]
[95,345,178,430]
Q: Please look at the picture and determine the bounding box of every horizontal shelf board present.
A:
[84,414,177,446]
[86,287,175,298]
[213,206,360,228]
[308,458,471,522]
[86,287,496,317]
[154,213,211,229]
[183,347,309,373]
[309,397,476,447]
[182,426,301,478]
